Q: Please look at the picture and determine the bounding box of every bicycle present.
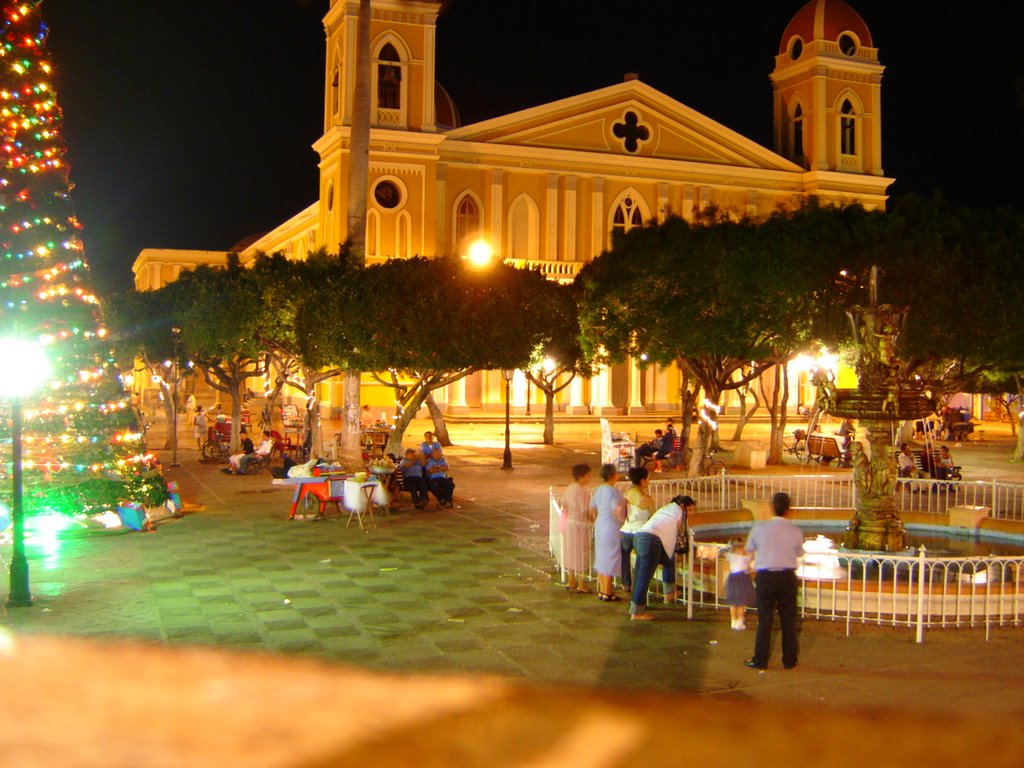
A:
[783,428,807,459]
[680,447,725,476]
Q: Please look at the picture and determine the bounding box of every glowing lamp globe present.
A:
[0,338,52,399]
[467,240,494,268]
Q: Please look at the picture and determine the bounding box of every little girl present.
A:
[725,537,756,630]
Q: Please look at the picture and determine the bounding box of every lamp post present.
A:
[0,337,53,608]
[501,368,514,470]
[170,327,181,467]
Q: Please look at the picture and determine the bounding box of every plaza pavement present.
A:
[3,415,1024,762]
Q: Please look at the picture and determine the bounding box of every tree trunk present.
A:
[159,380,175,451]
[1015,376,1024,462]
[688,386,719,477]
[767,361,789,465]
[424,392,452,446]
[543,390,555,445]
[385,387,431,456]
[677,366,697,457]
[340,0,372,466]
[730,383,759,442]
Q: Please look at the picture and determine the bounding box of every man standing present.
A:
[744,492,804,670]
[628,495,695,621]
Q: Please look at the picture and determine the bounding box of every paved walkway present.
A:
[3,417,1024,718]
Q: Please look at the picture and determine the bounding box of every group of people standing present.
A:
[397,431,455,509]
[560,460,804,670]
[560,462,693,621]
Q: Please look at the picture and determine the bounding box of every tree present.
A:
[303,256,565,455]
[578,216,777,474]
[248,249,349,457]
[164,257,267,452]
[521,281,593,445]
[0,1,165,515]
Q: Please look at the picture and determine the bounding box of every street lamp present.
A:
[170,327,181,467]
[0,337,53,608]
[466,239,494,268]
[501,368,514,470]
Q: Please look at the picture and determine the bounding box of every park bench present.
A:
[913,449,962,481]
[805,433,845,465]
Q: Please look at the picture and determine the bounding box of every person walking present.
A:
[744,492,804,670]
[590,463,625,602]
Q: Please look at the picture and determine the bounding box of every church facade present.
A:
[133,0,891,417]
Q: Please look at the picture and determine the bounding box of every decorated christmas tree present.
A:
[1,0,165,518]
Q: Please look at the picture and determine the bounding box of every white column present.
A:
[435,165,447,255]
[627,357,645,414]
[489,169,504,252]
[682,185,695,221]
[447,376,469,414]
[590,366,619,416]
[652,365,673,411]
[566,374,588,415]
[511,370,528,415]
[545,174,559,260]
[562,175,577,262]
[591,177,605,257]
[657,182,670,223]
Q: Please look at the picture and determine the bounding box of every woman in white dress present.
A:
[590,463,626,601]
[559,463,593,593]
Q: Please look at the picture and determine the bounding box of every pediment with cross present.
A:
[445,79,798,172]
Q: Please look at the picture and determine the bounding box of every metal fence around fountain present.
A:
[548,473,1024,642]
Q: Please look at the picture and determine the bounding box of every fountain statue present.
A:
[813,267,935,551]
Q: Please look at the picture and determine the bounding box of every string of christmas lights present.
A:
[1,0,166,516]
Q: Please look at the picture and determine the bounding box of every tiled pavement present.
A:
[3,418,1024,717]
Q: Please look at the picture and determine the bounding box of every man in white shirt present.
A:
[237,430,275,475]
[628,495,695,621]
[744,492,804,670]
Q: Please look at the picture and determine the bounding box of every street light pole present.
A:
[501,369,513,470]
[170,327,181,467]
[0,337,52,608]
[7,397,31,607]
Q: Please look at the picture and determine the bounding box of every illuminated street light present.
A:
[467,239,494,268]
[0,336,53,608]
[501,368,514,470]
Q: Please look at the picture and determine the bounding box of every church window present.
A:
[789,37,803,61]
[612,195,644,236]
[840,100,857,155]
[792,103,804,159]
[455,195,481,252]
[373,179,402,210]
[612,111,650,154]
[377,43,402,110]
[838,33,857,56]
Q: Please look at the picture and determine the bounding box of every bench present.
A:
[806,433,845,465]
[913,449,962,481]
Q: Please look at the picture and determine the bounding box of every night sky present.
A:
[41,1,1024,295]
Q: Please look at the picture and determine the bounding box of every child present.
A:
[725,537,756,630]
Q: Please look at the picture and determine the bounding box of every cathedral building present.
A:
[133,0,890,418]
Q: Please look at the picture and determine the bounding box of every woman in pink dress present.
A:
[559,463,593,593]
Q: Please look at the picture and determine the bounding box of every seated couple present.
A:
[223,430,274,475]
[399,446,455,509]
[635,429,674,471]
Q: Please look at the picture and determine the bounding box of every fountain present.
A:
[813,267,935,551]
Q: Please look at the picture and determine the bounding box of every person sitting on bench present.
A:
[235,430,274,475]
[425,448,455,508]
[635,429,673,470]
[399,448,430,509]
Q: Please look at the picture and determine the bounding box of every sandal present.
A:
[598,593,622,602]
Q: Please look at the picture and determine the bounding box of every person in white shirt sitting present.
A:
[235,430,275,475]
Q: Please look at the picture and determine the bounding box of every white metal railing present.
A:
[547,475,1024,642]
[687,544,1024,642]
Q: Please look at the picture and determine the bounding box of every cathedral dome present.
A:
[780,0,872,57]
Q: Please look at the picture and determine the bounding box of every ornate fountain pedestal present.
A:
[814,269,935,552]
[842,419,906,551]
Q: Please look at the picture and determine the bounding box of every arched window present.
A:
[611,194,644,237]
[507,195,539,262]
[396,211,411,258]
[792,103,804,159]
[377,43,401,110]
[840,99,857,156]
[454,194,481,253]
[366,210,380,258]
